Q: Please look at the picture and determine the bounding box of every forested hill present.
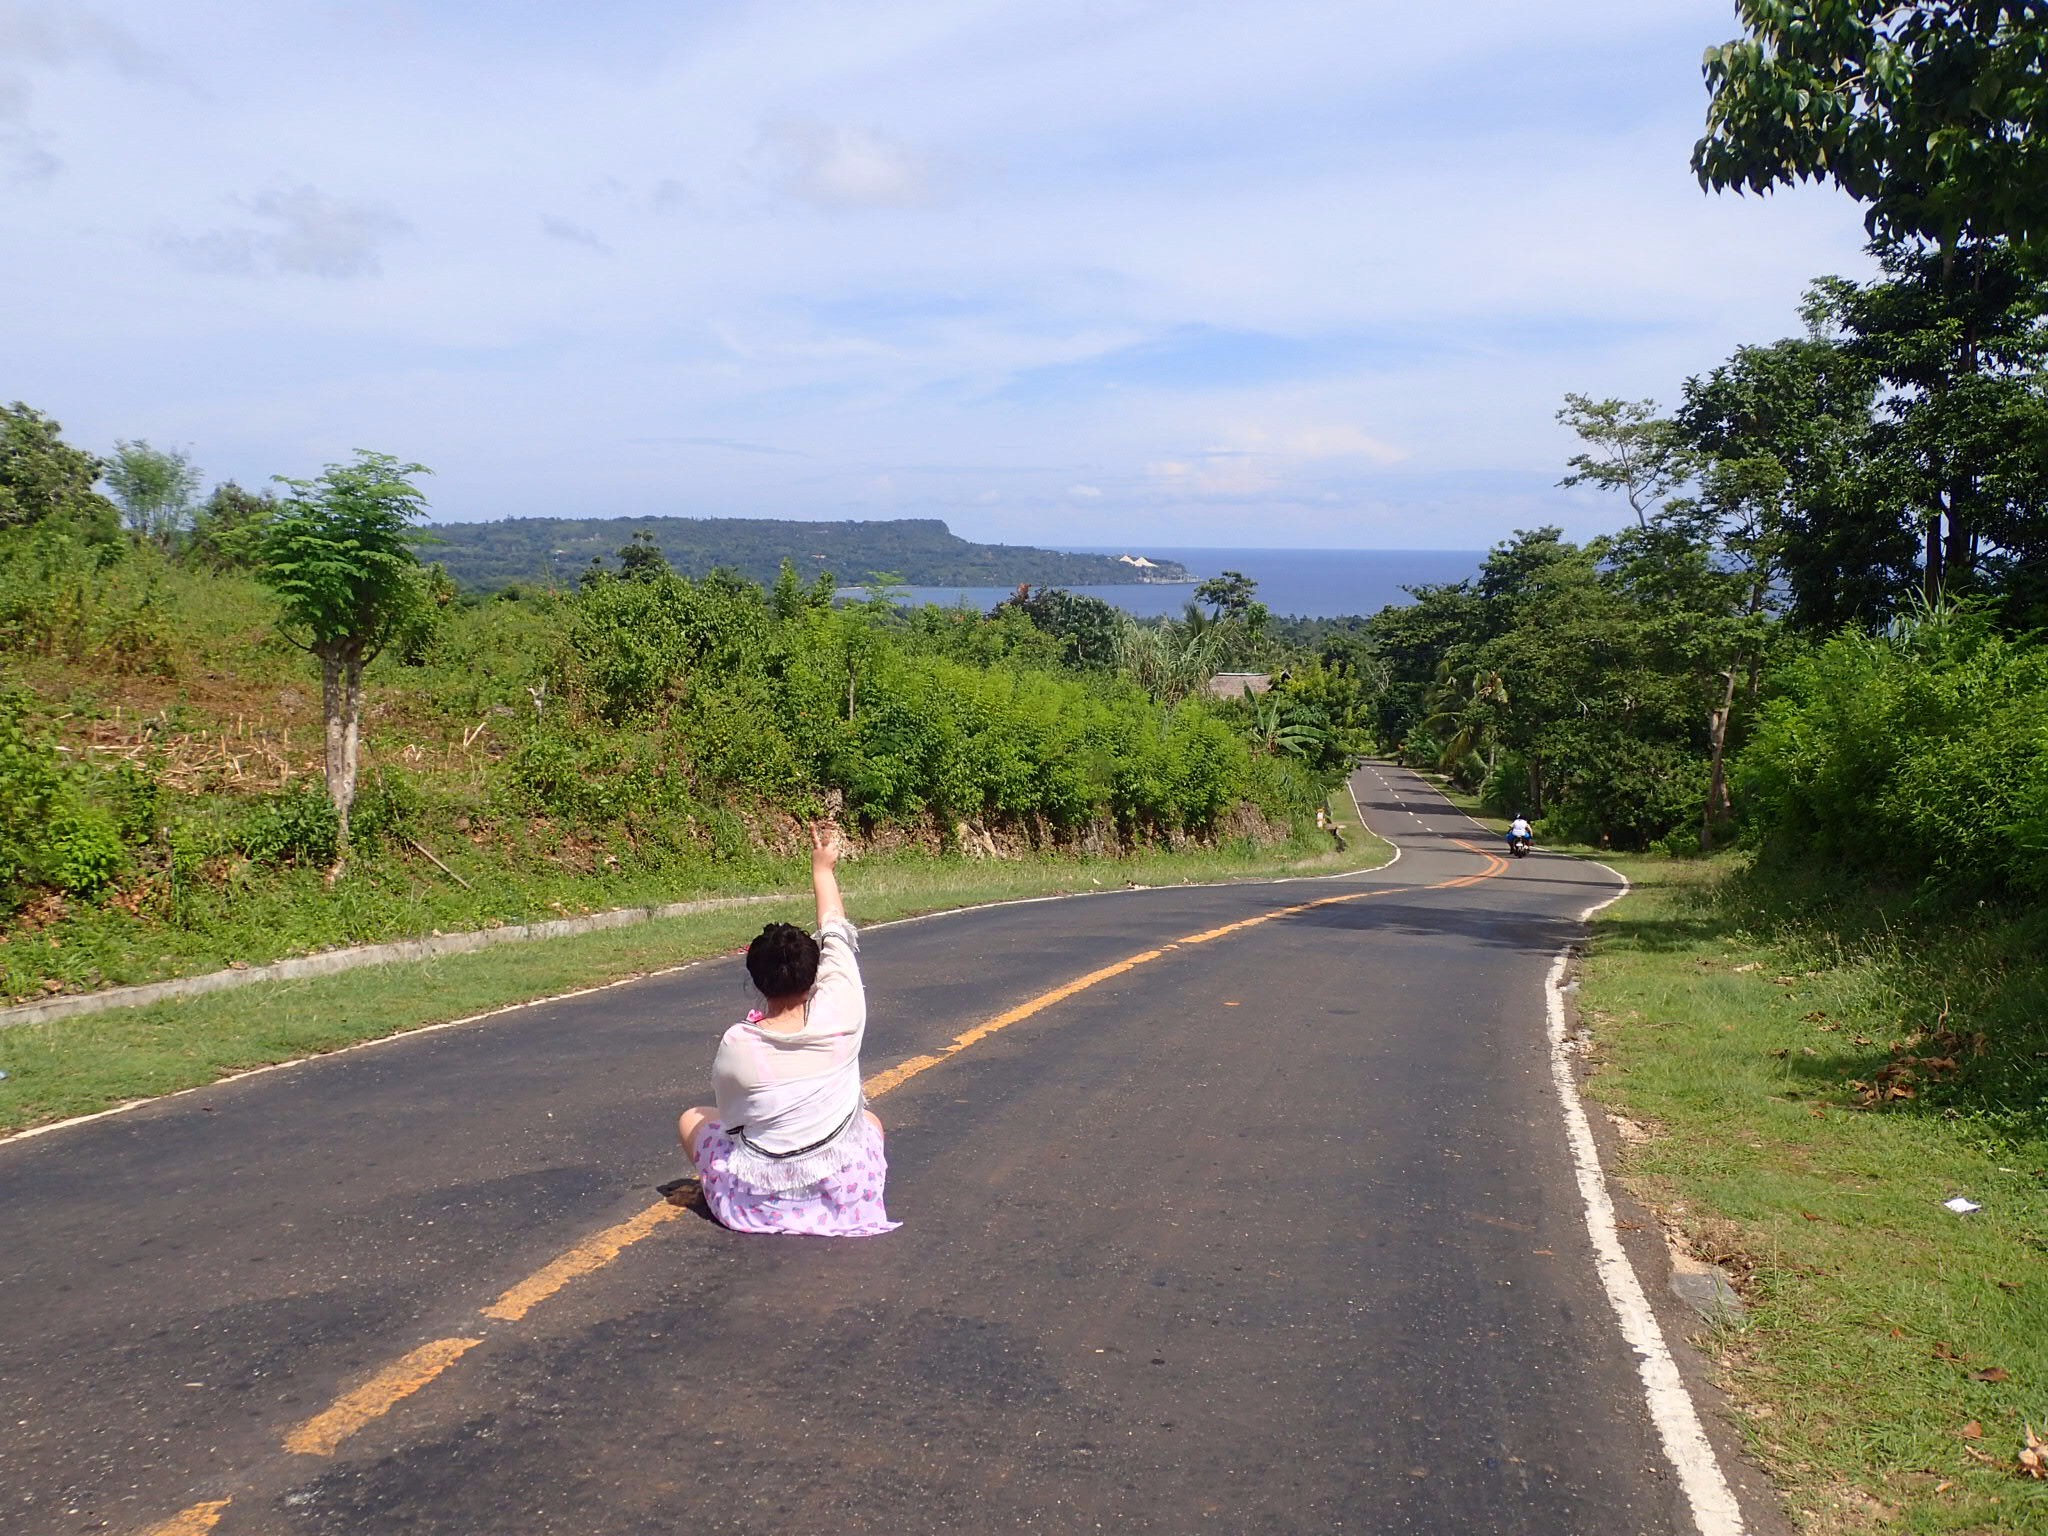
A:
[422,515,1191,592]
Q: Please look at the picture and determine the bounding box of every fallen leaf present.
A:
[1961,1421,1983,1439]
[2021,1424,2047,1480]
[1963,1444,1999,1466]
[1799,1210,1822,1221]
[1934,1342,1965,1362]
[1974,1366,2010,1383]
[1801,1010,1830,1023]
[1994,1279,2022,1294]
[1733,962,1761,973]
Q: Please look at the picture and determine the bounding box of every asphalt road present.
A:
[0,764,1731,1535]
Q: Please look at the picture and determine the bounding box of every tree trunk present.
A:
[319,645,365,881]
[1924,512,1944,605]
[1944,497,1973,588]
[1702,664,1739,853]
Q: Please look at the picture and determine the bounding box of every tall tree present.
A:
[1678,334,1902,630]
[1694,0,2048,251]
[255,452,433,874]
[617,529,671,581]
[993,584,1123,671]
[1807,238,2048,604]
[1556,395,1695,527]
[1194,569,1261,620]
[184,481,279,571]
[103,440,202,547]
[0,403,119,539]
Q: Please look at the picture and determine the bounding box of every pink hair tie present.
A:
[746,1009,766,1023]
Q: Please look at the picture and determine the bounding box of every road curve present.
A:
[1,764,1725,1535]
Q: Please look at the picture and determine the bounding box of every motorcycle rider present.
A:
[1507,814,1533,853]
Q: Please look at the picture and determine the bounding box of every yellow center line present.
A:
[282,1337,484,1456]
[480,1199,683,1323]
[137,837,1513,1529]
[141,1500,231,1535]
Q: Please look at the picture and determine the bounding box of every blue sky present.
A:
[2,1,1875,548]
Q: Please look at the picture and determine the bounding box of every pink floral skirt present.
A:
[693,1117,900,1237]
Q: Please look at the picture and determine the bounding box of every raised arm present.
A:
[811,820,847,929]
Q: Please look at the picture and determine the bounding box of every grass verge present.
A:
[0,809,1386,1137]
[1580,854,2048,1534]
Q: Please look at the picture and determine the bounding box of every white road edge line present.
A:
[1392,758,1748,1530]
[1345,771,1401,875]
[3,770,1404,1150]
[1549,872,1747,1536]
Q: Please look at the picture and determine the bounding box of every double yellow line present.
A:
[144,848,1506,1532]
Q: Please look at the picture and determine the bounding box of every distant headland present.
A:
[423,515,1192,592]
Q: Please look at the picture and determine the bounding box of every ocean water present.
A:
[869,547,1487,620]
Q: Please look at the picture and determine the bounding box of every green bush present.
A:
[1739,605,2048,895]
[353,769,425,844]
[235,787,341,868]
[1544,733,1710,850]
[45,805,124,896]
[106,760,165,845]
[0,693,66,903]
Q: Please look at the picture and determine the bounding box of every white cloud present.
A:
[1208,424,1407,465]
[754,118,939,209]
[1146,455,1275,499]
[540,213,611,254]
[167,186,410,279]
[1066,483,1102,499]
[0,2,162,74]
[0,0,167,179]
[1,0,1877,549]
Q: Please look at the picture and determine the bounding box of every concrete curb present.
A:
[0,893,792,1030]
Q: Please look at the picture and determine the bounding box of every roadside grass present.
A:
[0,808,1386,1136]
[1581,855,2048,1534]
[2,798,1377,1003]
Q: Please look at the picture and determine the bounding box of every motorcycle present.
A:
[1507,833,1533,858]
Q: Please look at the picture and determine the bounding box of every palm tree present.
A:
[1114,615,1223,708]
[1419,661,1509,780]
[1247,689,1332,759]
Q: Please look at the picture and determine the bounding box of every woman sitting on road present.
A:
[678,822,899,1237]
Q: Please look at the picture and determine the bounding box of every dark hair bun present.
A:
[746,922,821,1002]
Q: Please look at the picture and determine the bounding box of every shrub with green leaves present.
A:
[44,806,125,896]
[0,693,66,903]
[234,787,342,869]
[0,694,135,903]
[1739,605,2048,895]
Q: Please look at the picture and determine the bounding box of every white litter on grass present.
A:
[1943,1197,1982,1214]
